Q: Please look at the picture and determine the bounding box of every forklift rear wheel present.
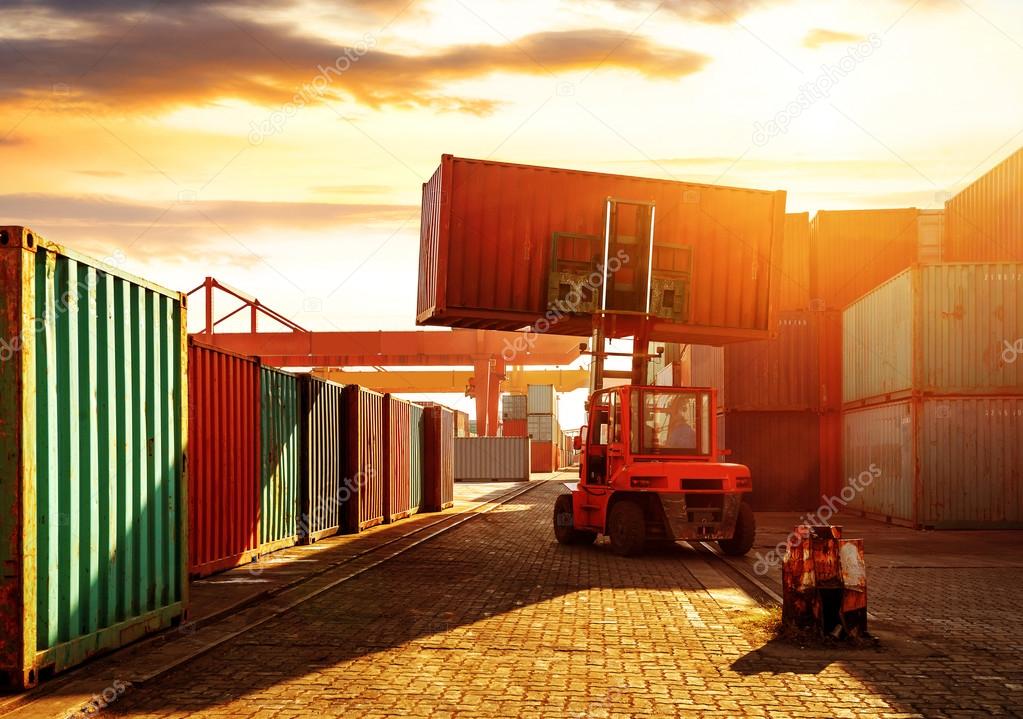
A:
[718,501,756,556]
[553,494,597,545]
[608,500,646,556]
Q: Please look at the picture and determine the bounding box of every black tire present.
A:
[553,494,597,545]
[608,500,646,556]
[719,501,756,556]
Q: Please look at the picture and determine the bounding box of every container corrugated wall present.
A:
[810,209,922,309]
[778,212,811,312]
[454,410,470,437]
[530,440,557,473]
[843,263,1023,405]
[843,398,1023,528]
[260,368,299,552]
[418,155,787,342]
[0,226,187,688]
[945,147,1023,262]
[725,412,822,511]
[188,341,259,576]
[723,310,842,412]
[527,385,557,415]
[690,345,724,407]
[409,403,424,513]
[342,385,385,532]
[842,402,915,524]
[502,418,527,436]
[383,395,414,522]
[297,375,344,544]
[527,414,555,441]
[502,394,527,419]
[423,406,454,510]
[454,437,530,481]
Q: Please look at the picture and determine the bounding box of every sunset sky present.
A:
[2,0,1022,421]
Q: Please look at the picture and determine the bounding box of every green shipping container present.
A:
[0,227,188,689]
[409,403,424,513]
[260,367,299,553]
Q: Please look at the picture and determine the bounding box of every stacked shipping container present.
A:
[842,263,1023,528]
[454,437,531,481]
[501,393,527,437]
[0,227,188,688]
[944,147,1023,262]
[527,384,559,473]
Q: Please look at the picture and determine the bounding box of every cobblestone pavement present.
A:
[98,481,1022,719]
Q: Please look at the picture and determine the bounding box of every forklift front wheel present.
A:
[553,494,597,546]
[718,501,756,556]
[608,500,646,556]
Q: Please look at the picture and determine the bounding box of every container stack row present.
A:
[0,226,456,688]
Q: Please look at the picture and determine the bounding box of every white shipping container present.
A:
[843,397,1023,528]
[501,394,527,420]
[454,437,530,481]
[527,414,555,441]
[843,263,1023,405]
[527,384,557,416]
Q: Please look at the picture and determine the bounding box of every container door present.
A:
[602,198,655,313]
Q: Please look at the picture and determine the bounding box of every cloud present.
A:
[803,28,864,48]
[0,5,708,115]
[599,0,788,24]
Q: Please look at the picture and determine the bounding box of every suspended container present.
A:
[296,374,344,544]
[0,226,187,689]
[454,437,531,481]
[945,147,1023,262]
[422,405,455,510]
[843,397,1023,528]
[188,341,260,577]
[417,155,787,345]
[260,367,299,553]
[383,394,419,522]
[843,263,1023,406]
[342,385,385,532]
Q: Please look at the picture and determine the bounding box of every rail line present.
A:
[0,476,554,719]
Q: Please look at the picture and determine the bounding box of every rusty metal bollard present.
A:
[782,525,868,639]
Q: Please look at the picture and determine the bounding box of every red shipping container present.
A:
[723,310,842,412]
[188,340,260,577]
[342,385,385,532]
[530,440,557,473]
[422,406,455,510]
[778,212,811,311]
[809,208,922,309]
[418,155,787,345]
[383,395,414,523]
[503,418,528,436]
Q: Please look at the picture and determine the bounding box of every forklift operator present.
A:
[665,396,697,450]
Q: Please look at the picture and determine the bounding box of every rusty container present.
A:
[722,310,842,412]
[454,409,471,437]
[418,155,787,345]
[341,385,385,532]
[843,263,1023,406]
[383,394,417,522]
[454,437,531,481]
[809,208,925,309]
[188,341,260,576]
[260,367,300,553]
[422,405,454,510]
[296,374,344,544]
[778,212,812,311]
[843,397,1023,528]
[945,147,1023,262]
[0,226,187,689]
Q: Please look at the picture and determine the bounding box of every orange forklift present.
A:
[550,196,756,556]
